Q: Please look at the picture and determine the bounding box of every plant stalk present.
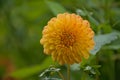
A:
[67,64,70,80]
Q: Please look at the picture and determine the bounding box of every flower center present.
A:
[60,32,75,47]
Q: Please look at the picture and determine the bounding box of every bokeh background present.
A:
[0,0,120,80]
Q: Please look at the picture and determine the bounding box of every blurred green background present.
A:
[0,0,120,80]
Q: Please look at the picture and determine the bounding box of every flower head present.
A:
[40,13,95,65]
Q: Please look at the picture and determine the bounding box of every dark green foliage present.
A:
[0,0,120,80]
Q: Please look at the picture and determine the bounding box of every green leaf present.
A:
[10,57,54,78]
[83,9,99,26]
[76,9,86,16]
[88,15,99,26]
[104,44,120,50]
[42,77,62,80]
[70,63,80,71]
[90,32,118,55]
[45,0,67,16]
[40,66,60,77]
[70,55,96,71]
[101,24,112,33]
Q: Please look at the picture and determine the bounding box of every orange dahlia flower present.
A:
[40,13,95,65]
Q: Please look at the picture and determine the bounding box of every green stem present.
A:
[67,64,70,80]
